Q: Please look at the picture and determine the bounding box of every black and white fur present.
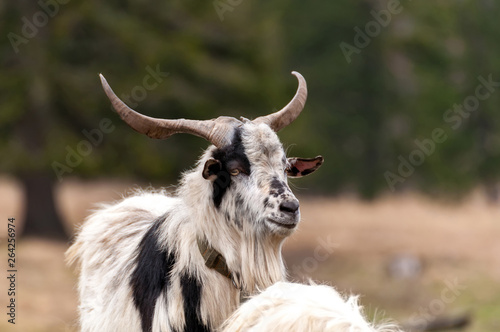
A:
[67,121,323,332]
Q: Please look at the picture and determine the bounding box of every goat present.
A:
[220,282,403,332]
[66,71,324,332]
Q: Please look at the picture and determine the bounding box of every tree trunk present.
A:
[21,173,68,240]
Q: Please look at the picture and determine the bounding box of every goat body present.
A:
[220,282,403,332]
[67,124,322,332]
[67,72,323,332]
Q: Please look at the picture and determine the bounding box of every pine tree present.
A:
[0,0,284,238]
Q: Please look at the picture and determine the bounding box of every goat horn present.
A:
[253,71,307,132]
[99,74,239,148]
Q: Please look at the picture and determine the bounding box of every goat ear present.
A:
[203,158,222,180]
[286,156,324,178]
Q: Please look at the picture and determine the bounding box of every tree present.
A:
[278,0,500,198]
[0,0,284,239]
[457,0,500,200]
[279,0,398,197]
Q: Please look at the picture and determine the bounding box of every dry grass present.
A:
[1,177,500,331]
[285,194,500,331]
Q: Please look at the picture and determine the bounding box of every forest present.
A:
[2,1,500,332]
[3,1,500,237]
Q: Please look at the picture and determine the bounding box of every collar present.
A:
[197,237,248,303]
[197,237,233,279]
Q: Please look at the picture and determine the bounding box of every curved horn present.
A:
[99,74,240,148]
[253,71,307,132]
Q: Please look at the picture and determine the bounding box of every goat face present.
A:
[100,71,323,237]
[202,122,323,237]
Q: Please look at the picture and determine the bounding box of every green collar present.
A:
[197,237,233,279]
[197,237,247,303]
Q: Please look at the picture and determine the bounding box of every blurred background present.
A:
[1,0,500,331]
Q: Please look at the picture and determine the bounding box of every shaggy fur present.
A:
[220,282,403,332]
[66,122,322,332]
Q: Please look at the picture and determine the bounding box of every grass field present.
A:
[1,176,500,331]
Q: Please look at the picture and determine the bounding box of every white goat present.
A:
[66,72,324,332]
[220,282,403,332]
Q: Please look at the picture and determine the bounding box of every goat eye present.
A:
[230,169,240,176]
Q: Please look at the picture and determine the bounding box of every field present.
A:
[1,176,500,332]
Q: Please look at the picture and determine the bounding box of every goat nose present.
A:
[279,200,300,215]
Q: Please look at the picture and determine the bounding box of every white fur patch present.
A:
[220,282,403,332]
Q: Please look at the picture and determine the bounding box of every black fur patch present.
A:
[300,168,314,176]
[224,194,244,230]
[264,197,274,209]
[286,156,324,177]
[288,166,300,177]
[234,193,244,208]
[210,128,251,208]
[130,215,176,332]
[269,177,286,197]
[180,273,210,332]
